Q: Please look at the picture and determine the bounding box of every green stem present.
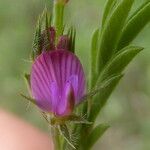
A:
[52,127,61,150]
[51,2,66,149]
[53,1,65,41]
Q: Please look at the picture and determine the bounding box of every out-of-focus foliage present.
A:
[0,0,150,150]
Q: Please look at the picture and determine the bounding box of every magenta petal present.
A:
[49,81,59,113]
[56,82,75,116]
[31,49,85,116]
[67,75,78,101]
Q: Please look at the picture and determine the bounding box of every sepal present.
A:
[59,124,76,149]
[31,15,42,59]
[31,8,52,59]
[24,73,30,89]
[50,114,92,126]
[20,93,36,105]
[67,26,76,53]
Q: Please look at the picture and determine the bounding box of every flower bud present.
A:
[57,35,70,50]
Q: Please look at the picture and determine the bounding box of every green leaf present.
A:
[117,1,150,49]
[90,28,99,88]
[88,74,123,122]
[99,46,143,82]
[97,0,134,71]
[81,74,123,103]
[86,124,109,149]
[89,46,143,121]
[102,0,118,27]
[59,124,76,149]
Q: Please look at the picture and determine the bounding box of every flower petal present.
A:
[31,50,85,115]
[56,82,75,116]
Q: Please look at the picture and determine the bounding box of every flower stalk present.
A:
[52,127,61,150]
[53,0,65,40]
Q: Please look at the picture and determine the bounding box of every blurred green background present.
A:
[0,0,150,149]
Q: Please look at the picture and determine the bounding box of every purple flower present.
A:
[31,49,85,116]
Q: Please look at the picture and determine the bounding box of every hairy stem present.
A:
[52,127,61,150]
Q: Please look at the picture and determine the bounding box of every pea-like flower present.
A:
[31,32,85,117]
